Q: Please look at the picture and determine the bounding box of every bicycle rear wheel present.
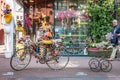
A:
[10,48,31,71]
[46,46,69,70]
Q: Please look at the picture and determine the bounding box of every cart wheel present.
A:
[88,58,100,72]
[100,60,112,72]
[99,58,107,62]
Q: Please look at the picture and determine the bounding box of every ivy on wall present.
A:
[87,0,114,42]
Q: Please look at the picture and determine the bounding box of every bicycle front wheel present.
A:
[10,48,31,71]
[46,47,69,70]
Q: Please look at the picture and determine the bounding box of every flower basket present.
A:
[87,48,112,58]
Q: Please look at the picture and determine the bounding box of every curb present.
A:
[0,52,4,55]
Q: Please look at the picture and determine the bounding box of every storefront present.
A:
[54,0,89,55]
[16,0,89,56]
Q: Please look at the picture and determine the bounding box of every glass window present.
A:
[20,16,22,19]
[54,0,67,11]
[54,0,88,56]
[17,16,19,19]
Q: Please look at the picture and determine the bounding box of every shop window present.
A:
[54,0,67,11]
[54,0,88,56]
[20,16,23,19]
[17,16,19,19]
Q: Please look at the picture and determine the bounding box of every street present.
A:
[0,53,120,80]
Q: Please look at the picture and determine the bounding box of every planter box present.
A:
[87,48,112,58]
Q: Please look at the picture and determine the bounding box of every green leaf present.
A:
[87,0,114,42]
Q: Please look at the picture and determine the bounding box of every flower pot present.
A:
[87,48,112,58]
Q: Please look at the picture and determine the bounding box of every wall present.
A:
[14,9,24,26]
[0,0,6,44]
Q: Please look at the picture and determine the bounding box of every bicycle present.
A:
[10,38,69,71]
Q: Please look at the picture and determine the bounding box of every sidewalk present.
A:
[0,45,4,55]
[0,45,120,80]
[0,54,120,80]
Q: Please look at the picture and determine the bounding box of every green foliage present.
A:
[87,0,114,42]
[116,6,120,17]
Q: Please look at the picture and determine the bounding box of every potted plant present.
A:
[85,0,114,57]
[87,41,112,58]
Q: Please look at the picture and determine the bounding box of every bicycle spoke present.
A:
[46,46,69,70]
[10,48,31,71]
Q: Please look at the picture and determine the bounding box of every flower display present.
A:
[95,41,110,50]
[57,11,76,20]
[24,13,32,28]
[3,4,12,24]
[105,32,113,40]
